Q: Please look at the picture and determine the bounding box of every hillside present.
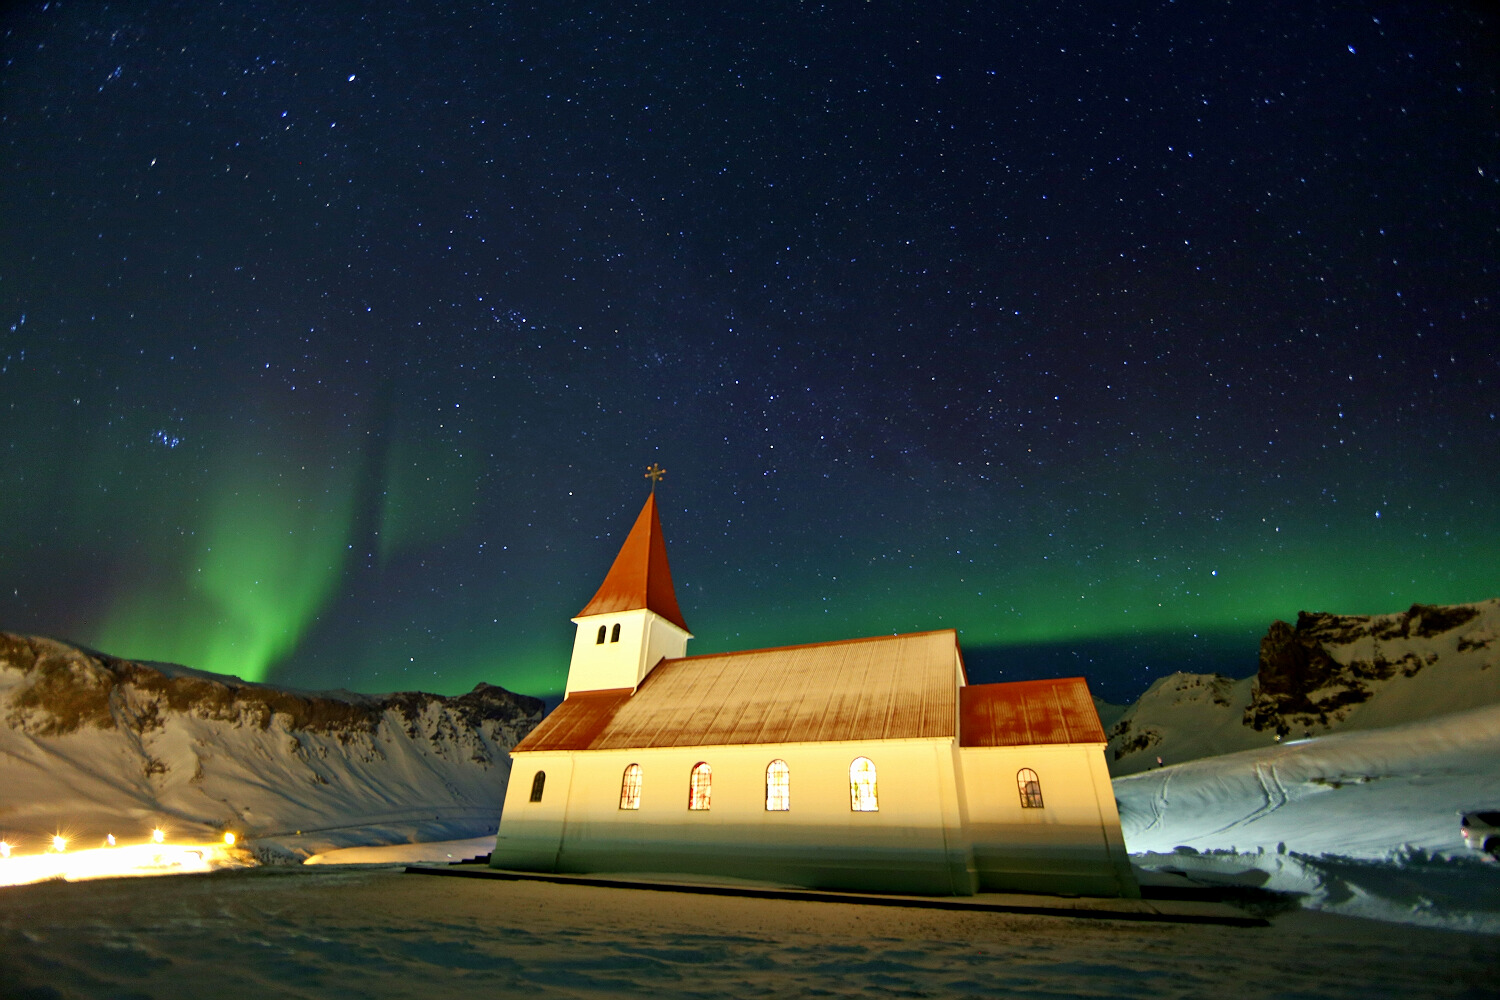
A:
[0,632,544,859]
[1107,599,1500,775]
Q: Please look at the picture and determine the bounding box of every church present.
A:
[489,486,1138,898]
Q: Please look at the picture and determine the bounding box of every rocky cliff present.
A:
[1245,602,1488,734]
[1106,598,1499,775]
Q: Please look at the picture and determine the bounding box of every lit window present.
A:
[596,625,606,644]
[1017,768,1044,809]
[849,757,878,812]
[688,762,712,810]
[620,763,642,810]
[611,623,622,643]
[765,759,790,811]
[529,771,546,803]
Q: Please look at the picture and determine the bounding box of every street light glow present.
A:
[0,835,251,887]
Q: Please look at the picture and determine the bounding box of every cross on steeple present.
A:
[644,463,666,492]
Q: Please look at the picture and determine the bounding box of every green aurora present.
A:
[0,390,1482,700]
[6,395,1491,702]
[95,437,359,683]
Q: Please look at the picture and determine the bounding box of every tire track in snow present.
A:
[1137,770,1173,834]
[1200,761,1288,840]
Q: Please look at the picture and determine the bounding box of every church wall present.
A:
[493,739,975,895]
[491,753,575,871]
[1082,740,1137,893]
[958,743,1139,897]
[943,738,978,887]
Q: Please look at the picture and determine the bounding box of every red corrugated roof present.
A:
[576,493,689,632]
[515,630,961,752]
[959,677,1105,746]
[512,688,634,752]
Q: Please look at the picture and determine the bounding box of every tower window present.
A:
[610,623,621,643]
[765,759,790,811]
[688,762,712,810]
[596,625,607,644]
[1017,768,1044,809]
[529,771,546,803]
[849,757,878,812]
[620,763,642,810]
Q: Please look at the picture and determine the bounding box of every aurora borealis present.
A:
[1,2,1496,703]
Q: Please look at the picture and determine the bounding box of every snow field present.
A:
[2,866,1496,1000]
[1116,701,1500,932]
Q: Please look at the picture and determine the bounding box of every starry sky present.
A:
[2,1,1496,704]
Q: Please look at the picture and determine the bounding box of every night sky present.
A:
[2,2,1496,704]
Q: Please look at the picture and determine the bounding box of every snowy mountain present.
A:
[1106,599,1500,775]
[0,632,544,859]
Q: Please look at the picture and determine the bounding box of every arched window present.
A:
[765,759,790,811]
[619,763,642,810]
[849,757,878,812]
[610,623,622,643]
[688,762,712,810]
[596,625,607,644]
[1017,768,1044,809]
[529,771,546,803]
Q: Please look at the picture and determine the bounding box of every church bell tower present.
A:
[565,468,692,696]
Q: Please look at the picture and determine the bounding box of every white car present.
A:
[1460,810,1500,857]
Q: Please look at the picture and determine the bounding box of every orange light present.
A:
[51,835,66,852]
[152,828,165,844]
[0,839,247,887]
[223,832,236,846]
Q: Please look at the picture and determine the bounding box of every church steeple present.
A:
[576,490,689,632]
[565,482,693,696]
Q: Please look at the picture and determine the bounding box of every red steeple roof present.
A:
[577,492,689,632]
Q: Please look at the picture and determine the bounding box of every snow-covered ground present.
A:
[3,865,1497,1000]
[1117,701,1500,932]
[6,620,1500,995]
[1119,702,1500,859]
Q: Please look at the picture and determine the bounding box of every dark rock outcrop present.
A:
[1243,603,1477,735]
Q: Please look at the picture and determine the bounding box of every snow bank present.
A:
[304,835,495,865]
[1117,702,1500,931]
[1134,848,1500,935]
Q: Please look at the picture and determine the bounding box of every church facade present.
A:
[489,492,1138,898]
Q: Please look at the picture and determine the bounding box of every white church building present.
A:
[489,491,1138,898]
